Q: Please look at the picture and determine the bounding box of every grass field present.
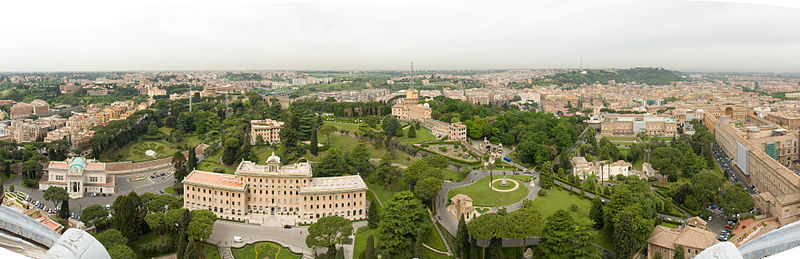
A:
[353,228,377,259]
[396,125,436,144]
[1,173,17,185]
[99,127,203,162]
[231,241,302,259]
[323,121,364,133]
[196,148,236,174]
[164,186,176,194]
[442,169,465,182]
[632,158,645,171]
[660,221,681,229]
[316,133,417,166]
[424,219,446,252]
[447,175,530,207]
[530,188,613,250]
[198,242,221,259]
[366,181,397,207]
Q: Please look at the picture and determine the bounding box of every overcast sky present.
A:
[1,0,799,72]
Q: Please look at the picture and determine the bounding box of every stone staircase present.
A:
[218,246,234,259]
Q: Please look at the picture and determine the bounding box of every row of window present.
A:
[304,193,363,201]
[187,186,244,198]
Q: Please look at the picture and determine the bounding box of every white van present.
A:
[233,236,243,243]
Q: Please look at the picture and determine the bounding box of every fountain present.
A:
[145,150,157,158]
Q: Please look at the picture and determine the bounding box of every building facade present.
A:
[571,156,633,181]
[392,88,432,121]
[647,222,719,259]
[39,157,116,199]
[427,120,468,142]
[705,112,800,226]
[250,119,283,145]
[182,154,368,225]
[600,114,678,137]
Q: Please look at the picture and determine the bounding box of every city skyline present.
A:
[1,0,800,72]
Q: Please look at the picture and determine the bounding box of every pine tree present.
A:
[310,127,318,156]
[365,235,377,259]
[368,201,380,228]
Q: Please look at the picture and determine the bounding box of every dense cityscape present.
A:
[3,0,800,259]
[0,68,799,259]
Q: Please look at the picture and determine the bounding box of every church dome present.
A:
[267,152,281,164]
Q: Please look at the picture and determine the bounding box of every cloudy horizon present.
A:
[2,0,799,73]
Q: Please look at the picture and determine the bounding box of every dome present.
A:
[267,152,281,164]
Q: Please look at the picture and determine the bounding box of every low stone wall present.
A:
[104,144,209,175]
[732,217,779,246]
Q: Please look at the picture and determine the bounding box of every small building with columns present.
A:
[39,157,115,199]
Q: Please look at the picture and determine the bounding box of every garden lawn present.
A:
[196,148,236,174]
[366,181,396,207]
[316,133,417,166]
[164,186,176,194]
[442,169,465,182]
[1,173,16,185]
[198,242,221,259]
[632,158,646,171]
[396,126,436,144]
[231,241,302,259]
[323,121,363,133]
[99,140,179,162]
[424,218,446,251]
[660,221,681,229]
[99,127,204,163]
[447,175,530,207]
[530,188,613,251]
[353,228,377,259]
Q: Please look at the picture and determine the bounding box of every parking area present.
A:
[712,142,757,194]
[5,168,176,218]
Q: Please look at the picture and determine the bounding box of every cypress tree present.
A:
[187,146,197,171]
[407,126,417,138]
[367,201,380,228]
[310,128,318,156]
[455,215,471,259]
[365,235,376,259]
[59,199,70,219]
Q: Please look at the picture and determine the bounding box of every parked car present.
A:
[233,236,243,243]
[725,224,734,229]
[283,225,292,229]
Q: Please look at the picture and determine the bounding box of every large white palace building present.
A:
[182,153,368,225]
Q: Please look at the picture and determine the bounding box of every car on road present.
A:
[233,236,243,243]
[283,225,292,229]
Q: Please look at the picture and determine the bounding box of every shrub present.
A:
[23,178,38,188]
[570,204,578,212]
[538,189,547,196]
[8,184,13,192]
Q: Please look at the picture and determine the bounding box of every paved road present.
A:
[207,219,367,259]
[4,168,175,217]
